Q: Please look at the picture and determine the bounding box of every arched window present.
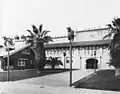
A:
[86,58,98,69]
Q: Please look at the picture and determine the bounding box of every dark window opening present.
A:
[86,58,98,69]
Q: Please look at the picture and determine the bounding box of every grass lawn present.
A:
[73,69,120,91]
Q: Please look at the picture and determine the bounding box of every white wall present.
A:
[45,45,111,70]
[76,28,111,42]
[45,28,113,70]
[49,37,69,44]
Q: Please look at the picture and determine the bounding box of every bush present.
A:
[45,57,63,69]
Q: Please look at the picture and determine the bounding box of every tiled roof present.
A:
[0,39,111,57]
[44,39,111,48]
[0,42,30,57]
[52,35,76,39]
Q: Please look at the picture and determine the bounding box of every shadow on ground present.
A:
[72,69,120,91]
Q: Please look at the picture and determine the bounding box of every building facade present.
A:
[45,28,114,70]
[0,42,35,71]
[0,27,115,71]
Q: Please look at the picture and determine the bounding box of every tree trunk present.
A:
[34,40,45,71]
[52,65,55,70]
[115,68,120,76]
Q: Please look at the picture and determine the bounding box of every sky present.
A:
[0,0,120,44]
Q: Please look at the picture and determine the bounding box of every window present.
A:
[86,58,98,69]
[30,60,32,64]
[18,59,27,66]
[66,57,73,63]
[66,57,70,63]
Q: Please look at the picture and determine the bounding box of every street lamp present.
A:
[67,27,74,87]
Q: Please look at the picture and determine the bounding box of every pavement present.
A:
[14,69,94,87]
[0,69,119,94]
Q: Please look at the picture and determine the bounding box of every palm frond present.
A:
[2,36,7,40]
[8,38,14,45]
[38,39,46,43]
[114,18,120,25]
[2,37,14,47]
[32,25,39,34]
[21,35,27,40]
[43,36,53,43]
[112,21,116,27]
[103,33,112,40]
[106,18,120,67]
[14,35,19,40]
[106,24,115,30]
[26,39,34,45]
[4,41,7,47]
[108,39,114,50]
[39,24,43,33]
[27,29,34,38]
[106,24,112,28]
[41,30,50,37]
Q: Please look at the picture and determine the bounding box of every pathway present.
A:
[14,69,94,87]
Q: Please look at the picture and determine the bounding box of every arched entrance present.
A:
[86,58,98,69]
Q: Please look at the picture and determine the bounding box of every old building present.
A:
[0,27,114,71]
[45,27,114,70]
[0,42,35,71]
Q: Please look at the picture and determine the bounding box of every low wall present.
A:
[0,69,38,81]
[0,69,72,81]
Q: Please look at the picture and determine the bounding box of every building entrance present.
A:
[86,58,98,69]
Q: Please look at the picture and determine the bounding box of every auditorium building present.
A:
[0,27,114,71]
[45,27,114,70]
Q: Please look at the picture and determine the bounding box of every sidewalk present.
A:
[0,80,120,94]
[0,70,119,94]
[14,69,94,87]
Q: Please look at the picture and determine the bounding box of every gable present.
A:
[0,42,31,58]
[21,47,31,54]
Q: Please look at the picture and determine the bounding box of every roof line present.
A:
[76,27,110,33]
[3,44,30,58]
[44,39,111,48]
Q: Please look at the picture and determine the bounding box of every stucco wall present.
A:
[76,28,110,42]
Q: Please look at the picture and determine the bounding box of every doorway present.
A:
[86,58,98,69]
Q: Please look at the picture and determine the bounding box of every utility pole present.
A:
[7,47,10,82]
[67,27,74,87]
[69,41,72,86]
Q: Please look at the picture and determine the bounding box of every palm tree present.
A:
[14,35,20,40]
[26,24,53,73]
[2,36,14,81]
[104,18,120,76]
[45,57,63,69]
[21,34,27,41]
[3,36,14,47]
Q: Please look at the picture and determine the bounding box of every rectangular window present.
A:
[18,58,27,66]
